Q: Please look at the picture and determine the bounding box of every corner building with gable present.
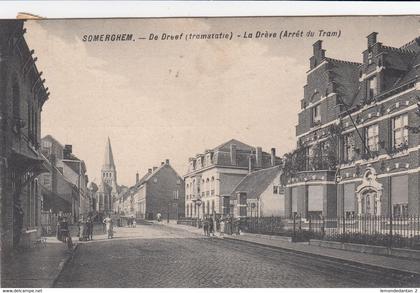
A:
[285,33,420,219]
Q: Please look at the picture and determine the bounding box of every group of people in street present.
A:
[78,216,94,241]
[56,216,73,249]
[201,214,242,238]
[127,216,136,228]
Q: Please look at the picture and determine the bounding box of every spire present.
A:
[103,137,115,168]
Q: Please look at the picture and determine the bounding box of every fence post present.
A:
[342,215,346,240]
[389,212,393,248]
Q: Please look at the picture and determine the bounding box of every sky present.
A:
[23,16,419,187]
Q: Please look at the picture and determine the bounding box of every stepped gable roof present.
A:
[341,36,420,111]
[231,166,282,200]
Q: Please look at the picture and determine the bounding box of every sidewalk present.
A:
[173,223,420,276]
[1,236,79,288]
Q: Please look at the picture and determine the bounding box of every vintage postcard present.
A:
[1,14,420,289]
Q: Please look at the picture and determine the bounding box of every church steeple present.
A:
[101,137,118,193]
[103,136,115,168]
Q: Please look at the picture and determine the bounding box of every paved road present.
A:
[55,223,420,288]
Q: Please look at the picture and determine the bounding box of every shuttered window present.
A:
[308,186,323,211]
[344,183,356,212]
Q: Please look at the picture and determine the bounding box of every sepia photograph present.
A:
[1,7,420,290]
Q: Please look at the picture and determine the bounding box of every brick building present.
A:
[40,135,89,221]
[285,33,420,219]
[184,139,282,219]
[0,20,50,252]
[127,160,184,220]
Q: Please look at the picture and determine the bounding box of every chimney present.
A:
[148,168,152,174]
[367,32,378,48]
[271,148,276,166]
[248,155,252,173]
[153,166,157,172]
[63,144,72,158]
[230,144,237,166]
[256,147,262,168]
[310,40,326,69]
[165,159,170,165]
[136,172,139,183]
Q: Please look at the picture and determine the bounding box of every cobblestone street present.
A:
[54,223,420,288]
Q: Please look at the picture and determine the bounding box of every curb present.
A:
[223,236,420,278]
[51,243,79,288]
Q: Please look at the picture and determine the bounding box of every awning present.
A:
[10,147,48,175]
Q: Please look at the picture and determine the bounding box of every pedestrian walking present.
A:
[203,217,209,236]
[208,217,214,236]
[157,213,162,222]
[219,218,225,238]
[87,216,94,240]
[103,214,114,239]
[79,216,88,241]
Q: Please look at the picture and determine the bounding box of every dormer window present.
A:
[312,104,321,126]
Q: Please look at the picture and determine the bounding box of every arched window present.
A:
[202,202,205,215]
[211,177,215,195]
[212,200,215,213]
[206,201,210,215]
[206,178,210,194]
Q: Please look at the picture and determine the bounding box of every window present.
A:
[312,104,321,125]
[344,183,356,217]
[343,133,355,162]
[392,114,408,151]
[43,175,50,186]
[367,76,377,98]
[391,175,408,217]
[307,186,323,219]
[365,124,379,152]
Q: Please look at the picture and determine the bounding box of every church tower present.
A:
[99,137,118,213]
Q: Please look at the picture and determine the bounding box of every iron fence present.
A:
[243,215,420,249]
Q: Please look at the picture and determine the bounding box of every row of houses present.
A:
[113,139,284,221]
[107,33,420,223]
[0,20,95,255]
[113,159,185,220]
[39,135,92,222]
[184,33,420,221]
